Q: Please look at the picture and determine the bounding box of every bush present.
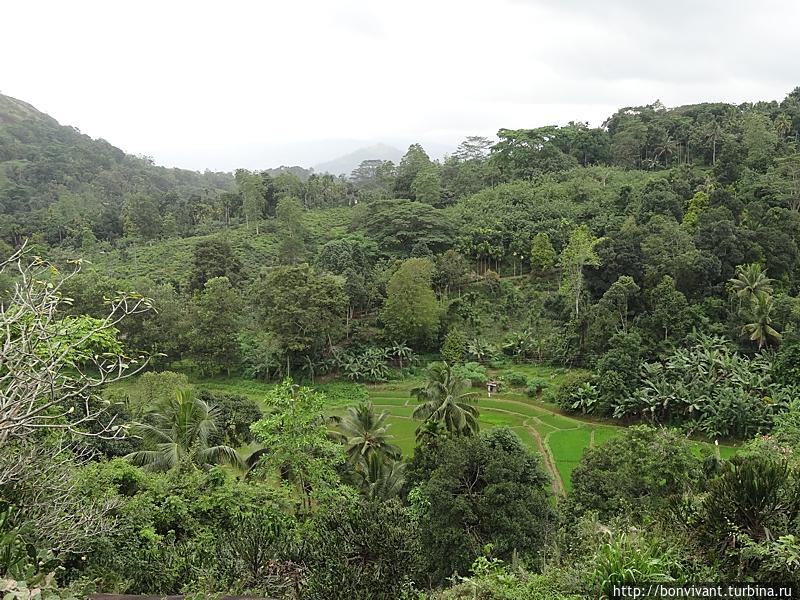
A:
[548,371,595,412]
[314,382,369,407]
[301,498,420,599]
[453,362,488,387]
[526,377,550,397]
[502,371,527,386]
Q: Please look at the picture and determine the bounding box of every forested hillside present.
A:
[0,93,234,245]
[3,88,800,598]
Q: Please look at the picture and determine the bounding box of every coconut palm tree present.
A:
[741,294,782,350]
[411,362,480,436]
[353,453,406,500]
[729,263,773,307]
[335,402,401,465]
[126,389,244,472]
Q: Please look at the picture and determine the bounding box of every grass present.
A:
[169,366,740,495]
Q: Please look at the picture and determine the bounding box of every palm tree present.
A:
[126,389,244,472]
[353,453,406,500]
[411,362,480,436]
[336,402,401,465]
[729,263,773,307]
[741,294,782,350]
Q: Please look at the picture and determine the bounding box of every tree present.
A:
[414,428,553,583]
[250,380,344,510]
[123,195,162,240]
[187,276,242,376]
[126,389,243,472]
[235,169,267,231]
[598,275,640,333]
[570,426,702,520]
[529,232,557,276]
[559,225,602,318]
[641,275,690,344]
[394,143,432,199]
[0,249,150,446]
[275,196,307,264]
[441,328,467,365]
[254,264,347,375]
[188,237,241,292]
[355,199,455,256]
[334,402,401,466]
[729,263,774,307]
[410,165,442,205]
[302,498,420,599]
[741,293,781,350]
[381,258,442,349]
[411,361,479,436]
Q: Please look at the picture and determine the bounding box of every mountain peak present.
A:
[313,143,404,176]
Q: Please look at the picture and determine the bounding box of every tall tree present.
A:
[275,196,307,264]
[381,257,442,349]
[187,276,242,375]
[559,225,602,318]
[394,144,432,199]
[254,265,347,375]
[188,237,241,292]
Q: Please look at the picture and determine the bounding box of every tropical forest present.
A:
[3,86,800,598]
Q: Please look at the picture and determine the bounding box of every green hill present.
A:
[0,93,233,245]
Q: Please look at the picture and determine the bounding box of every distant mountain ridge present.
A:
[313,143,404,176]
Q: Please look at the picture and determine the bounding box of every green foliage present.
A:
[275,196,307,264]
[187,277,242,376]
[615,334,798,438]
[196,390,261,447]
[570,426,702,520]
[253,264,347,370]
[126,389,243,472]
[313,381,370,407]
[441,329,467,365]
[526,377,550,397]
[412,362,480,436]
[588,531,678,597]
[250,379,344,509]
[502,371,527,387]
[382,258,442,350]
[301,498,421,600]
[188,237,241,292]
[694,454,800,582]
[413,428,553,584]
[530,232,557,276]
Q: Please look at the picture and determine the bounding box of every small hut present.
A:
[486,380,500,396]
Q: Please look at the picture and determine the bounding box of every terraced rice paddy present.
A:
[366,379,735,495]
[189,372,737,496]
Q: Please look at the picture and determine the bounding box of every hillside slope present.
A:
[0,93,233,243]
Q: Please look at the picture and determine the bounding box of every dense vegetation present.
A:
[3,88,800,598]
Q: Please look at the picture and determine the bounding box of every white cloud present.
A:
[1,0,797,171]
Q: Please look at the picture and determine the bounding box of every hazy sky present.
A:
[2,0,798,172]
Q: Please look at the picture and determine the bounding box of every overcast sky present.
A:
[2,0,798,172]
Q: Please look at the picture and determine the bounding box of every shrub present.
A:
[526,377,550,397]
[503,371,527,386]
[453,362,488,387]
[549,371,595,412]
[314,382,370,407]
